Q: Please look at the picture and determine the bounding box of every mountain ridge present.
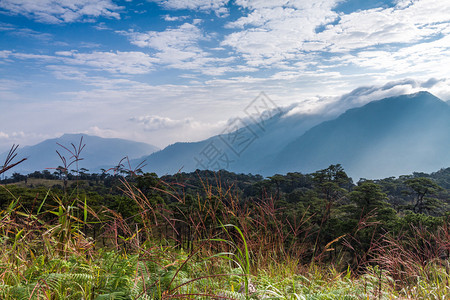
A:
[0,133,159,175]
[134,111,330,175]
[138,91,450,180]
[266,91,450,179]
[3,91,449,180]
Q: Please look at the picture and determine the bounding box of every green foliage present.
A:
[349,181,397,225]
[2,162,450,299]
[405,177,444,213]
[212,223,252,298]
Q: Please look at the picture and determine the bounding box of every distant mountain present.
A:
[135,111,330,175]
[138,91,450,180]
[267,91,450,179]
[1,134,159,175]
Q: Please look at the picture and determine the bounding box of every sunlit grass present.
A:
[1,175,449,299]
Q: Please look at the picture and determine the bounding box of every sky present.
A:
[1,0,450,153]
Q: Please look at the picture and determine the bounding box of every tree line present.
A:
[1,164,449,269]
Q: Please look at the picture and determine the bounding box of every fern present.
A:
[45,272,94,287]
[2,282,41,300]
[94,291,130,300]
[214,289,248,300]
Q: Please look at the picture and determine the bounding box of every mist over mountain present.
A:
[0,134,159,175]
[267,91,450,179]
[134,111,330,175]
[139,91,450,180]
[3,92,449,181]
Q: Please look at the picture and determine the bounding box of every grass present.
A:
[0,180,450,299]
[2,245,446,299]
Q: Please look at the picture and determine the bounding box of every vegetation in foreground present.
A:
[0,143,449,299]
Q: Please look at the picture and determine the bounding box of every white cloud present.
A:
[344,34,450,78]
[0,50,12,60]
[123,23,204,51]
[83,126,122,139]
[281,77,450,119]
[2,50,157,75]
[2,0,450,153]
[0,78,23,101]
[222,0,340,67]
[318,78,450,116]
[119,23,239,74]
[0,22,14,31]
[0,0,122,24]
[221,0,450,70]
[130,115,196,131]
[0,131,48,153]
[152,0,230,17]
[6,52,55,60]
[162,14,188,21]
[128,114,229,146]
[0,24,53,40]
[55,50,157,74]
[93,22,110,30]
[315,0,450,52]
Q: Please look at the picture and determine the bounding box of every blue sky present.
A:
[1,0,450,152]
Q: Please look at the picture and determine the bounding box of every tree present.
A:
[405,177,443,214]
[136,172,168,206]
[10,172,26,182]
[268,174,286,199]
[349,181,396,223]
[312,164,353,221]
[350,181,387,213]
[310,165,353,257]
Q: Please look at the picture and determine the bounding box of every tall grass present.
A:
[1,151,449,299]
[0,144,27,176]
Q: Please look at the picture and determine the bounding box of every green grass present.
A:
[2,244,448,299]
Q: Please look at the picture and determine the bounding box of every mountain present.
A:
[1,134,159,175]
[138,91,450,180]
[12,92,444,180]
[135,111,330,175]
[267,91,450,179]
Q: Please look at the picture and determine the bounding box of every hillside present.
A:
[1,164,449,299]
[4,92,449,180]
[0,133,159,175]
[139,91,450,180]
[268,91,450,179]
[137,112,328,175]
